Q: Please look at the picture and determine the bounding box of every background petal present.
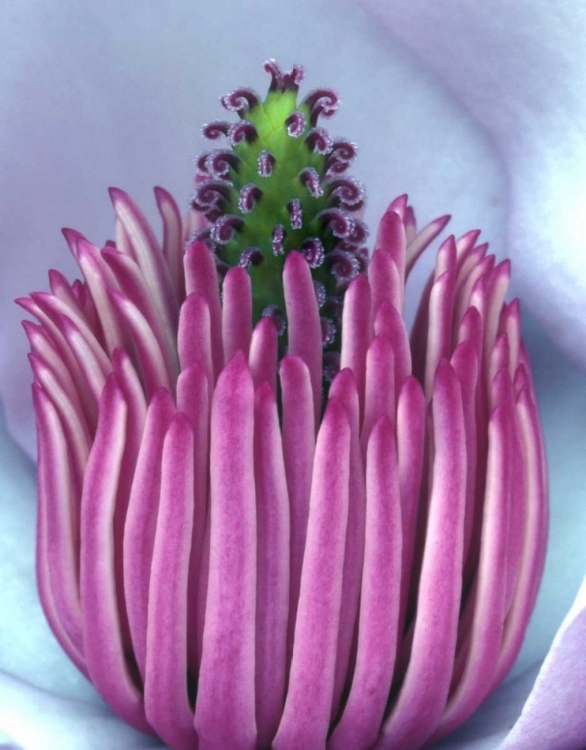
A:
[0,672,163,750]
[434,665,541,750]
[500,575,586,750]
[362,0,586,371]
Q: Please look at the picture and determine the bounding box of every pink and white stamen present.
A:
[22,187,547,750]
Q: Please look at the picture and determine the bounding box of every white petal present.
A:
[363,0,586,370]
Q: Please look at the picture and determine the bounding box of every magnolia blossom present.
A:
[20,63,547,750]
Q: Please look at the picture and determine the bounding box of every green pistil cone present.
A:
[191,60,368,373]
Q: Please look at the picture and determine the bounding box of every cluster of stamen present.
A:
[191,59,368,366]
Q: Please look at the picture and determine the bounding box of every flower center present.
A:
[191,60,368,363]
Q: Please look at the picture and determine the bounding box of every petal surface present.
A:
[498,565,586,749]
[362,0,586,371]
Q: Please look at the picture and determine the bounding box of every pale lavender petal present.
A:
[500,575,586,750]
[0,672,162,750]
[362,0,586,368]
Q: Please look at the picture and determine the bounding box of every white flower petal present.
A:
[363,0,586,371]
